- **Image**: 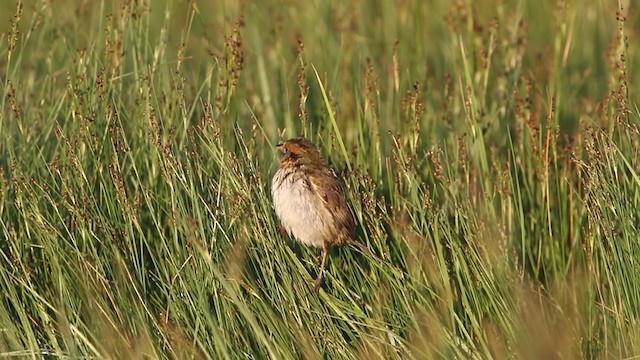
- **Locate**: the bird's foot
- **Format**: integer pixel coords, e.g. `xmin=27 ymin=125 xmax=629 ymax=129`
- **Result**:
xmin=312 ymin=275 xmax=323 ymax=292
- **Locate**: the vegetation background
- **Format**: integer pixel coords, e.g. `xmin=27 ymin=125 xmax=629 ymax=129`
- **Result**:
xmin=1 ymin=0 xmax=639 ymax=358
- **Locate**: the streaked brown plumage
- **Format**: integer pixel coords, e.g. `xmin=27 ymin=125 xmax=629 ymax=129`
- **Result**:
xmin=271 ymin=137 xmax=364 ymax=290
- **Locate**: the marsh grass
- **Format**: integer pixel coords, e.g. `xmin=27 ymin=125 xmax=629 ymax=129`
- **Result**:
xmin=1 ymin=0 xmax=639 ymax=358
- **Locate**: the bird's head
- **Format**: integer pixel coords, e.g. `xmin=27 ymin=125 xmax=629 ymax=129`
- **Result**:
xmin=276 ymin=137 xmax=324 ymax=165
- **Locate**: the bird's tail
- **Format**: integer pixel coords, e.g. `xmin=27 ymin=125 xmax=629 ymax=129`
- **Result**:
xmin=347 ymin=239 xmax=404 ymax=277
xmin=347 ymin=239 xmax=404 ymax=278
xmin=347 ymin=239 xmax=382 ymax=262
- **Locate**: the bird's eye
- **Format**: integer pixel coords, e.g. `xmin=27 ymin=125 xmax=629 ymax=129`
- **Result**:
xmin=276 ymin=143 xmax=289 ymax=155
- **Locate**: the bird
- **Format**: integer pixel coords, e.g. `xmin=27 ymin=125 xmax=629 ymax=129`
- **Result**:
xmin=271 ymin=137 xmax=374 ymax=290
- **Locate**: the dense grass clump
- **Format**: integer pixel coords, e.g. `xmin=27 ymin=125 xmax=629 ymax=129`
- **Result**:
xmin=1 ymin=0 xmax=639 ymax=358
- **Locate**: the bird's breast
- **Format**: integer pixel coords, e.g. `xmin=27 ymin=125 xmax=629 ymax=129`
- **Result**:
xmin=272 ymin=170 xmax=326 ymax=248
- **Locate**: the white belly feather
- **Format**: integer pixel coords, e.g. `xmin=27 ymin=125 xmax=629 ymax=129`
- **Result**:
xmin=272 ymin=174 xmax=325 ymax=248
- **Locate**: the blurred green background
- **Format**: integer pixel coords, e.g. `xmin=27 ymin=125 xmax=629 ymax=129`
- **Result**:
xmin=1 ymin=0 xmax=639 ymax=358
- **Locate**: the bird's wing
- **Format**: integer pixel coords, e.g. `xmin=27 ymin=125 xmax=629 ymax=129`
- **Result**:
xmin=310 ymin=168 xmax=356 ymax=240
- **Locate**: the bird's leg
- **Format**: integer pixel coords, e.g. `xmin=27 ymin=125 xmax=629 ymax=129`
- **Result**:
xmin=314 ymin=243 xmax=329 ymax=291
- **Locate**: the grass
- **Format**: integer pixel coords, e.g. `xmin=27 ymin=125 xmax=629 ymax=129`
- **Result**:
xmin=0 ymin=0 xmax=639 ymax=358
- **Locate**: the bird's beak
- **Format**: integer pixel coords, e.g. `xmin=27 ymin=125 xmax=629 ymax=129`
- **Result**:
xmin=276 ymin=143 xmax=284 ymax=152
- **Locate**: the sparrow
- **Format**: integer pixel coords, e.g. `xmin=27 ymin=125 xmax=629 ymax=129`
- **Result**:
xmin=271 ymin=137 xmax=371 ymax=290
